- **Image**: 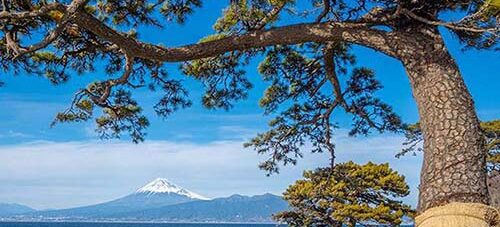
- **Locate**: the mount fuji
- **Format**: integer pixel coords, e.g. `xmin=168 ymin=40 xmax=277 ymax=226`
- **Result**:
xmin=34 ymin=178 xmax=208 ymax=218
xmin=136 ymin=178 xmax=208 ymax=200
xmin=15 ymin=178 xmax=288 ymax=223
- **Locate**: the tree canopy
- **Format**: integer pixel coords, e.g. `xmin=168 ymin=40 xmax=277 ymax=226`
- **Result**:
xmin=1 ymin=0 xmax=498 ymax=215
xmin=275 ymin=161 xmax=413 ymax=226
xmin=0 ymin=0 xmax=496 ymax=148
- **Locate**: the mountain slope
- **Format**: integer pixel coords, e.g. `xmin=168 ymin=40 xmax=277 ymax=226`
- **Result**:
xmin=114 ymin=193 xmax=289 ymax=223
xmin=13 ymin=179 xmax=288 ymax=223
xmin=0 ymin=203 xmax=36 ymax=216
xmin=35 ymin=178 xmax=205 ymax=218
xmin=137 ymin=178 xmax=208 ymax=200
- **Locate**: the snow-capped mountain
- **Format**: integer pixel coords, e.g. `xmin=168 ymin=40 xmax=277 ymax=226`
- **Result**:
xmin=136 ymin=178 xmax=208 ymax=200
xmin=33 ymin=178 xmax=207 ymax=218
xmin=15 ymin=179 xmax=288 ymax=223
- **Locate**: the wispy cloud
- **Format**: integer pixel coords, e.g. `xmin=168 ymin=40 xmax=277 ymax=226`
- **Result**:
xmin=217 ymin=125 xmax=261 ymax=140
xmin=0 ymin=132 xmax=422 ymax=210
xmin=203 ymin=113 xmax=265 ymax=122
xmin=0 ymin=130 xmax=32 ymax=138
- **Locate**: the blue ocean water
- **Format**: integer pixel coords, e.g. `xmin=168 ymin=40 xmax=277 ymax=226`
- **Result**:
xmin=0 ymin=222 xmax=416 ymax=227
xmin=0 ymin=223 xmax=283 ymax=227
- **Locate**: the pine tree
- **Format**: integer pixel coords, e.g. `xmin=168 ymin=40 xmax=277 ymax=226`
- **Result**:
xmin=1 ymin=0 xmax=498 ymax=218
xmin=275 ymin=161 xmax=413 ymax=226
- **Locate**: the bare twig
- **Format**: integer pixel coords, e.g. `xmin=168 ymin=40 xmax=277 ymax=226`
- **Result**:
xmin=0 ymin=3 xmax=64 ymax=20
xmin=316 ymin=0 xmax=331 ymax=23
xmin=12 ymin=0 xmax=90 ymax=58
xmin=90 ymin=53 xmax=135 ymax=106
xmin=254 ymin=2 xmax=287 ymax=30
xmin=401 ymin=8 xmax=498 ymax=34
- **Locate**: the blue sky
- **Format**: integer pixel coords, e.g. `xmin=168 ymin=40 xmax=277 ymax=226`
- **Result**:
xmin=0 ymin=2 xmax=498 ymax=210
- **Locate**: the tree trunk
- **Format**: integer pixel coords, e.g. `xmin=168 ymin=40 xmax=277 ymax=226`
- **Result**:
xmin=489 ymin=173 xmax=500 ymax=208
xmin=401 ymin=31 xmax=489 ymax=213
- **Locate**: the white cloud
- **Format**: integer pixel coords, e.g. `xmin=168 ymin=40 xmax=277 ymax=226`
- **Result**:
xmin=0 ymin=130 xmax=31 ymax=138
xmin=217 ymin=125 xmax=260 ymax=140
xmin=0 ymin=132 xmax=422 ymax=210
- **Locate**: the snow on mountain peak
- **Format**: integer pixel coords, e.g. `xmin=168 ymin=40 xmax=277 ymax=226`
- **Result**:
xmin=136 ymin=178 xmax=209 ymax=200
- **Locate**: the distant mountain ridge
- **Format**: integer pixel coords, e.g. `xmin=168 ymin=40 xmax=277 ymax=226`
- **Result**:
xmin=112 ymin=193 xmax=288 ymax=222
xmin=2 ymin=178 xmax=288 ymax=223
xmin=32 ymin=178 xmax=203 ymax=218
xmin=0 ymin=203 xmax=35 ymax=216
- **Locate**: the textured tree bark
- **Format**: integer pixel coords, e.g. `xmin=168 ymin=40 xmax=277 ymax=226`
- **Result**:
xmin=489 ymin=173 xmax=500 ymax=208
xmin=401 ymin=30 xmax=489 ymax=213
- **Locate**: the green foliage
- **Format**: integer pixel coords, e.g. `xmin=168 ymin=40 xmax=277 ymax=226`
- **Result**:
xmin=198 ymin=34 xmax=229 ymax=43
xmin=160 ymin=0 xmax=202 ymax=24
xmin=275 ymin=161 xmax=413 ymax=226
xmin=482 ymin=120 xmax=500 ymax=173
xmin=0 ymin=0 xmax=496 ymax=144
xmin=245 ymin=44 xmax=402 ymax=174
xmin=94 ymin=90 xmax=150 ymax=143
xmin=484 ymin=0 xmax=500 ymax=18
xmin=96 ymin=0 xmax=159 ymax=26
xmin=51 ymin=59 xmax=191 ymax=142
xmin=214 ymin=0 xmax=294 ymax=33
xmin=450 ymin=0 xmax=499 ymax=49
xmin=182 ymin=50 xmax=253 ymax=110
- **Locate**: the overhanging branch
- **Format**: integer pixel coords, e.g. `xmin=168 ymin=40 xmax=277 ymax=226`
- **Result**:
xmin=73 ymin=10 xmax=404 ymax=61
xmin=2 ymin=2 xmax=408 ymax=62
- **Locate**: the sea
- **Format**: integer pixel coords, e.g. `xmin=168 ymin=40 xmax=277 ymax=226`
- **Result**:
xmin=0 ymin=222 xmax=416 ymax=227
xmin=0 ymin=223 xmax=285 ymax=227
